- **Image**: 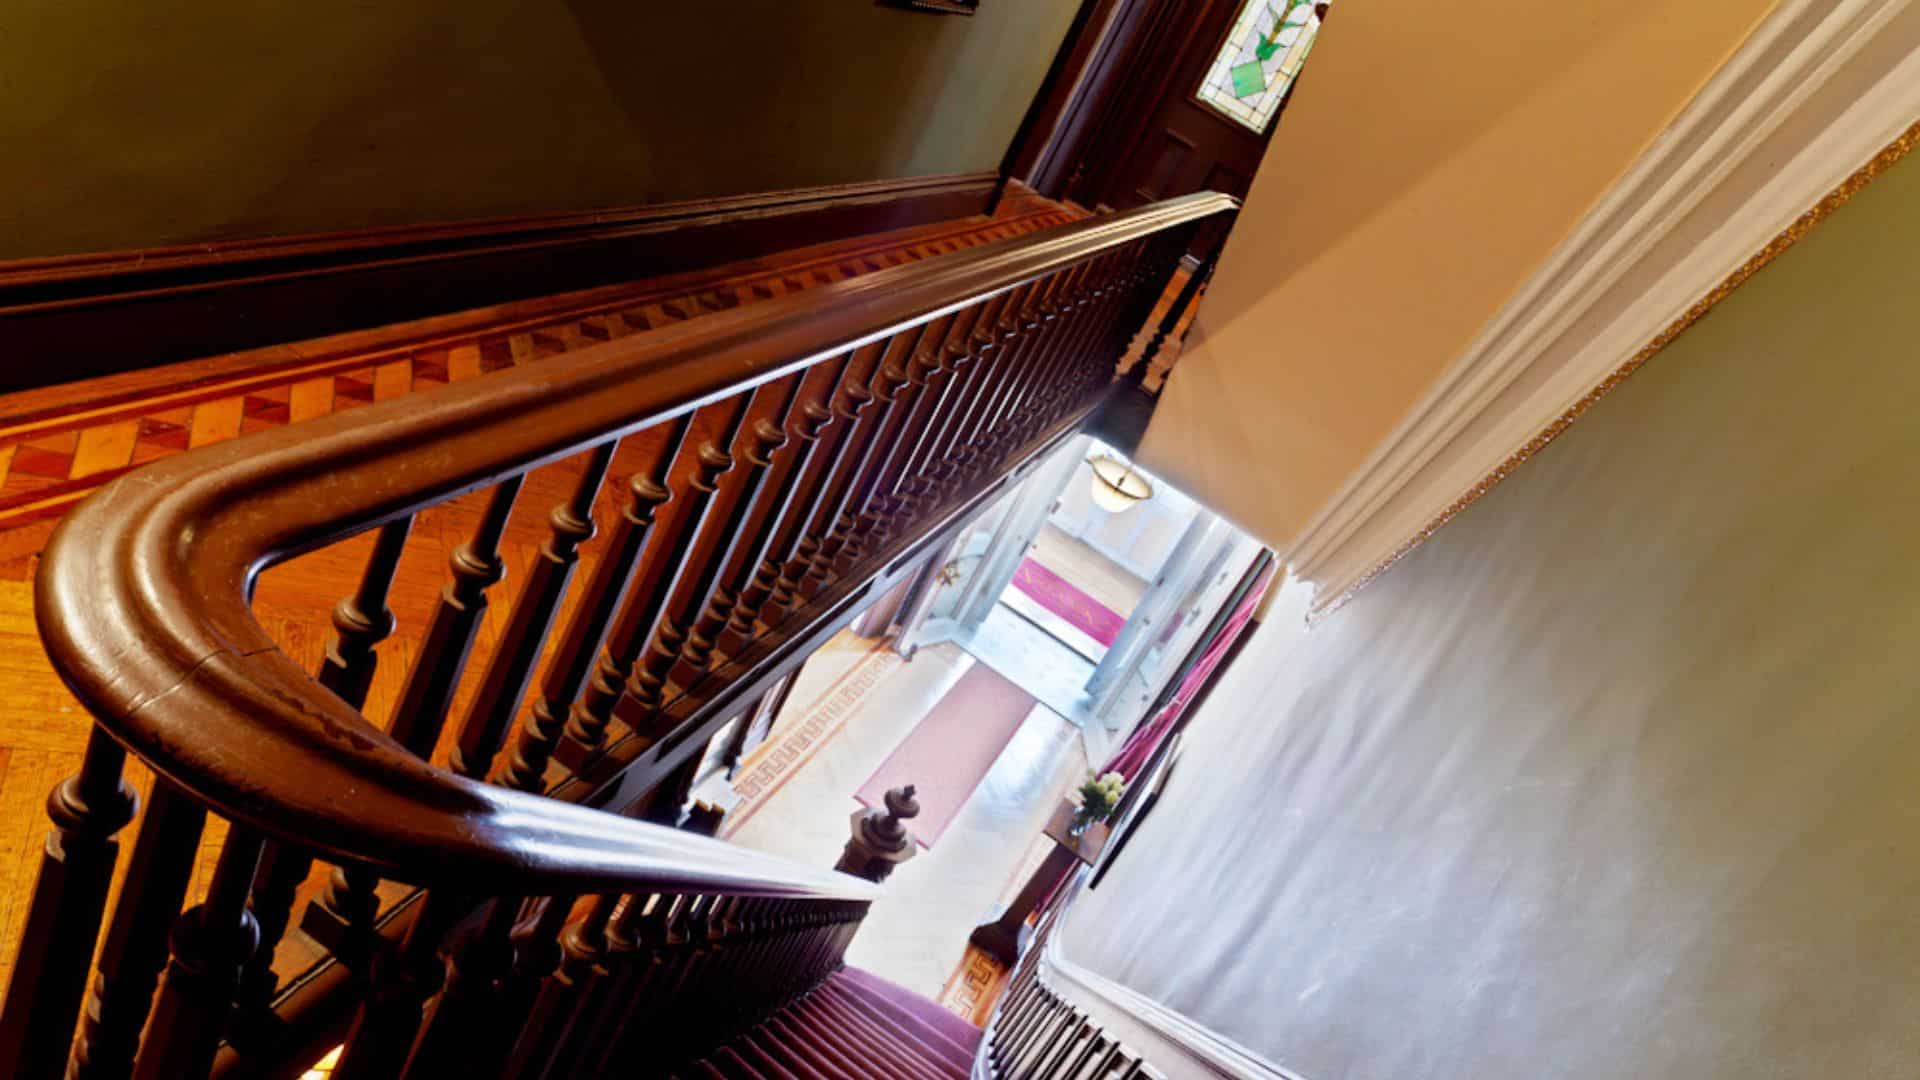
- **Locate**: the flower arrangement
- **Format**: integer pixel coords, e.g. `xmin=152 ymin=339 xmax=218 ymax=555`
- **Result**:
xmin=1068 ymin=771 xmax=1126 ymax=836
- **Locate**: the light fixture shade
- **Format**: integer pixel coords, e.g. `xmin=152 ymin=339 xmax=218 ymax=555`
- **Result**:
xmin=1089 ymin=455 xmax=1153 ymax=513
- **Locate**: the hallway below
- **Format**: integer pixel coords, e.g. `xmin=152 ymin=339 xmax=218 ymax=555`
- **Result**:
xmin=723 ymin=632 xmax=1088 ymax=1005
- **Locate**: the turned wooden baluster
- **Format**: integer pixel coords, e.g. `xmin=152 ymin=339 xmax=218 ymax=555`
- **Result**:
xmin=503 ymin=415 xmax=692 ymax=792
xmin=0 ymin=729 xmax=139 ymax=1079
xmin=500 ymin=892 xmax=620 ymax=1080
xmin=673 ymin=894 xmax=742 ymax=1053
xmin=68 ymin=783 xmax=207 ymax=1079
xmin=931 ymin=263 xmax=1107 ymax=517
xmin=961 ymin=267 xmax=1087 ymax=475
xmin=329 ymin=891 xmax=467 ymax=1080
xmin=1013 ymin=282 xmax=1105 ymax=450
xmin=452 ymin=440 xmax=619 ymax=780
xmin=599 ymin=400 xmax=756 ymax=751
xmin=651 ymin=896 xmax=728 ymax=1066
xmin=235 ymin=517 xmax=412 ymax=1030
xmin=70 ymin=796 xmax=205 ymax=1076
xmin=1050 ymin=257 xmax=1163 ymax=432
xmin=565 ymin=891 xmax=713 ymax=1077
xmin=669 ymin=375 xmax=806 ymax=683
xmin=836 ymin=289 xmax=1053 ymax=573
xmin=989 ymin=255 xmax=1131 ymax=466
xmin=129 ymin=826 xmax=266 ymax=1080
xmin=993 ymin=263 xmax=1108 ymax=451
xmin=909 ymin=290 xmax=1027 ymax=499
xmin=1124 ymin=244 xmax=1212 ymax=389
xmin=388 ymin=476 xmax=525 ymax=757
xmin=559 ymin=891 xmax=658 ymax=1075
xmin=794 ymin=329 xmax=926 ymax=594
xmin=714 ymin=356 xmax=856 ymax=656
xmin=884 ymin=301 xmax=996 ymax=516
xmin=870 ymin=269 xmax=1089 ymax=553
xmin=676 ymin=897 xmax=746 ymax=1056
xmin=604 ymin=894 xmax=707 ymax=1067
xmin=681 ymin=899 xmax=742 ymax=1045
xmin=844 ymin=311 xmax=990 ymax=534
xmin=1085 ymin=243 xmax=1168 ymax=394
xmin=559 ymin=404 xmax=746 ymax=759
xmin=833 ymin=314 xmax=958 ymax=534
xmin=581 ymin=893 xmax=680 ymax=1076
xmin=430 ymin=892 xmax=580 ymax=1078
xmin=837 ymin=307 xmax=991 ymax=556
xmin=392 ymin=896 xmax=520 ymax=1079
xmin=920 ymin=279 xmax=1052 ymax=499
xmin=315 ymin=480 xmax=524 ymax=961
xmin=754 ymin=346 xmax=885 ymax=628
xmin=1109 ymin=239 xmax=1179 ymax=364
xmin=319 ymin=517 xmax=417 ymax=704
xmin=1071 ymin=253 xmax=1142 ymax=376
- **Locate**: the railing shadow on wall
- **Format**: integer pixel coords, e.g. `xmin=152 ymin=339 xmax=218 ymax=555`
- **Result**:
xmin=0 ymin=191 xmax=1237 ymax=1079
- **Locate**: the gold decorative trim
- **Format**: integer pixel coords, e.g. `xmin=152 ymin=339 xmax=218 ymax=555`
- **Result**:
xmin=1314 ymin=115 xmax=1920 ymax=620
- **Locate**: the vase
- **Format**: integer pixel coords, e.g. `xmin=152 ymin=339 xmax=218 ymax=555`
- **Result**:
xmin=1067 ymin=808 xmax=1098 ymax=838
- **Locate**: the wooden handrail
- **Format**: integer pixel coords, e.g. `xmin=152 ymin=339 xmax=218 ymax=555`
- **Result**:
xmin=8 ymin=191 xmax=1235 ymax=1078
xmin=36 ymin=192 xmax=1230 ymax=895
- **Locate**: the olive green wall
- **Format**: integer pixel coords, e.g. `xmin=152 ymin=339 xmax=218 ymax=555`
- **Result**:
xmin=0 ymin=1 xmax=1079 ymax=259
xmin=1065 ymin=146 xmax=1920 ymax=1075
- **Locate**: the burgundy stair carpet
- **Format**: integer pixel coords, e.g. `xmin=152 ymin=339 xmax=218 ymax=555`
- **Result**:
xmin=855 ymin=660 xmax=1036 ymax=849
xmin=1010 ymin=557 xmax=1127 ymax=646
xmin=679 ymin=967 xmax=980 ymax=1079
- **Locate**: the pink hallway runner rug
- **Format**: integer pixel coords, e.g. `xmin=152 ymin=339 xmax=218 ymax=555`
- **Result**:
xmin=1009 ymin=557 xmax=1127 ymax=646
xmin=855 ymin=661 xmax=1037 ymax=850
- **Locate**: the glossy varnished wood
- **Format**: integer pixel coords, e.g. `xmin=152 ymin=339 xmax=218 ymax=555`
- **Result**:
xmin=0 ymin=173 xmax=1003 ymax=395
xmin=0 ymin=204 xmax=1062 ymax=1025
xmin=0 ymin=191 xmax=1232 ymax=1078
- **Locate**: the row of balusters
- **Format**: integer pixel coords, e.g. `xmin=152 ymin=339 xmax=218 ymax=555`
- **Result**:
xmin=986 ymin=961 xmax=1164 ymax=1080
xmin=340 ymin=893 xmax=872 ymax=1080
xmin=0 ymin=227 xmax=1192 ymax=1080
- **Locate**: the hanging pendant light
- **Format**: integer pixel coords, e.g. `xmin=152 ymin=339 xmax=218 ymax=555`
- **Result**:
xmin=1089 ymin=455 xmax=1154 ymax=513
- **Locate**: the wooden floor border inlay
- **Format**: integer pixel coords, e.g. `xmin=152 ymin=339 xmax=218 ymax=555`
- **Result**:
xmin=721 ymin=641 xmax=904 ymax=840
xmin=0 ymin=206 xmax=1078 ymax=532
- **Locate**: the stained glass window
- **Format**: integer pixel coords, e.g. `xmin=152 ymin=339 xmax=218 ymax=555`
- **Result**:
xmin=1194 ymin=0 xmax=1325 ymax=135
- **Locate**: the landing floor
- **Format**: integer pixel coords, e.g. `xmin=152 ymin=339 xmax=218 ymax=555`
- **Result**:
xmin=724 ymin=633 xmax=1087 ymax=1003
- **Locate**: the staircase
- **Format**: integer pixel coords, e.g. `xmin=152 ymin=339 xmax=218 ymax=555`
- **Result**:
xmin=0 ymin=192 xmax=1234 ymax=1079
xmin=684 ymin=968 xmax=979 ymax=1079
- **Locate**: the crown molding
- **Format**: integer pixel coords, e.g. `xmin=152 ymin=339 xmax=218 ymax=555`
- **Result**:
xmin=1284 ymin=0 xmax=1920 ymax=614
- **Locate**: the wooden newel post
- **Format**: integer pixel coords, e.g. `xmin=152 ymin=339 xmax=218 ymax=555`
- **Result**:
xmin=836 ymin=785 xmax=920 ymax=883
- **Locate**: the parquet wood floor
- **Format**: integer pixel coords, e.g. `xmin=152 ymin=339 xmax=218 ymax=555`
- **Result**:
xmin=0 ymin=195 xmax=1083 ymax=1002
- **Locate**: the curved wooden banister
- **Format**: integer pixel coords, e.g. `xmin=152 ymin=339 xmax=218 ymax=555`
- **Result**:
xmin=35 ymin=191 xmax=1234 ymax=895
xmin=8 ymin=191 xmax=1237 ymax=1079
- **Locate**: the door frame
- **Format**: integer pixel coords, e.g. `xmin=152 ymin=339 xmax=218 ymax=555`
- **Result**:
xmin=896 ymin=434 xmax=1092 ymax=655
xmin=1005 ymin=0 xmax=1243 ymax=206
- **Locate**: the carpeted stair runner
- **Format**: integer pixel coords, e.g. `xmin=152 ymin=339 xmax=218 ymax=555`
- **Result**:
xmin=679 ymin=967 xmax=980 ymax=1079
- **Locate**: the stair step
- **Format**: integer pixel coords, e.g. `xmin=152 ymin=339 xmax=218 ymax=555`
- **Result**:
xmin=835 ymin=967 xmax=982 ymax=1057
xmin=681 ymin=969 xmax=974 ymax=1079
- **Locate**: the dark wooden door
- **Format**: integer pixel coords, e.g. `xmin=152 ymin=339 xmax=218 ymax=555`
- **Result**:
xmin=1026 ymin=0 xmax=1324 ymax=258
xmin=1018 ymin=0 xmax=1326 ymax=248
xmin=1097 ymin=0 xmax=1275 ymax=211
